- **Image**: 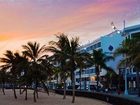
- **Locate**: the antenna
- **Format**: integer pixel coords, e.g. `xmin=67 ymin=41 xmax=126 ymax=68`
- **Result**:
xmin=123 ymin=20 xmax=125 ymax=30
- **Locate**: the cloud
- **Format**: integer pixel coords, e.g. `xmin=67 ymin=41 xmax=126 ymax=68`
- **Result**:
xmin=0 ymin=0 xmax=139 ymax=41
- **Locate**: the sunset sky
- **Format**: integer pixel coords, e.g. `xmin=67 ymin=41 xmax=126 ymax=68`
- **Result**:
xmin=0 ymin=0 xmax=140 ymax=56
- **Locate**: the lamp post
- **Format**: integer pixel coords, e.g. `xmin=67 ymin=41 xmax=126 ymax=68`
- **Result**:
xmin=111 ymin=20 xmax=128 ymax=95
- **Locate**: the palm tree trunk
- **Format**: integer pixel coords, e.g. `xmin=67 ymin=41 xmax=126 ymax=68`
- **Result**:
xmin=79 ymin=69 xmax=82 ymax=91
xmin=72 ymin=70 xmax=75 ymax=103
xmin=36 ymin=90 xmax=39 ymax=99
xmin=96 ymin=74 xmax=99 ymax=91
xmin=109 ymin=76 xmax=112 ymax=89
xmin=25 ymin=85 xmax=27 ymax=100
xmin=41 ymin=81 xmax=49 ymax=95
xmin=57 ymin=75 xmax=59 ymax=87
xmin=19 ymin=85 xmax=22 ymax=95
xmin=136 ymin=69 xmax=140 ymax=96
xmin=2 ymin=82 xmax=5 ymax=95
xmin=84 ymin=78 xmax=86 ymax=90
xmin=33 ymin=89 xmax=36 ymax=102
xmin=96 ymin=65 xmax=100 ymax=91
xmin=63 ymin=75 xmax=66 ymax=99
xmin=13 ymin=84 xmax=17 ymax=99
xmin=33 ymin=81 xmax=37 ymax=102
xmin=36 ymin=81 xmax=39 ymax=99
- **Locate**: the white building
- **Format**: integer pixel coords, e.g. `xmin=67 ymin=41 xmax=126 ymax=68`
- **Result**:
xmin=75 ymin=24 xmax=140 ymax=90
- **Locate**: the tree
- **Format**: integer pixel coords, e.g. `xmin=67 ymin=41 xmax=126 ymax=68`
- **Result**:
xmin=89 ymin=49 xmax=114 ymax=91
xmin=0 ymin=69 xmax=7 ymax=95
xmin=64 ymin=37 xmax=83 ymax=103
xmin=22 ymin=41 xmax=47 ymax=102
xmin=48 ymin=33 xmax=83 ymax=103
xmin=0 ymin=50 xmax=20 ymax=99
xmin=47 ymin=34 xmax=70 ymax=99
xmin=0 ymin=50 xmax=17 ymax=99
xmin=14 ymin=53 xmax=30 ymax=100
xmin=68 ymin=38 xmax=78 ymax=103
xmin=76 ymin=52 xmax=92 ymax=91
xmin=104 ymin=70 xmax=118 ymax=89
xmin=115 ymin=35 xmax=140 ymax=96
xmin=38 ymin=55 xmax=54 ymax=95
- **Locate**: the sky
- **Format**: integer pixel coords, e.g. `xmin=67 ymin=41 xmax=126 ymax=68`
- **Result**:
xmin=0 ymin=0 xmax=140 ymax=56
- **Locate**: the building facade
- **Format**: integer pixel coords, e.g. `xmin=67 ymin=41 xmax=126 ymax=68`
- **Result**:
xmin=75 ymin=24 xmax=140 ymax=91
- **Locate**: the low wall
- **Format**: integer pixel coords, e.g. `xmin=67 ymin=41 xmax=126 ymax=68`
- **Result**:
xmin=55 ymin=89 xmax=140 ymax=105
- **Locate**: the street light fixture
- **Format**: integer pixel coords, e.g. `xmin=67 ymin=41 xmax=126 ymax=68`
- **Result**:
xmin=111 ymin=21 xmax=128 ymax=95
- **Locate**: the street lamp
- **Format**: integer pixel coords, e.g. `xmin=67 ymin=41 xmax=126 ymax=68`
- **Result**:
xmin=111 ymin=21 xmax=128 ymax=95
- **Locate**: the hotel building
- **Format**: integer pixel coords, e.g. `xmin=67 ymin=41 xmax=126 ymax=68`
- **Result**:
xmin=74 ymin=24 xmax=140 ymax=91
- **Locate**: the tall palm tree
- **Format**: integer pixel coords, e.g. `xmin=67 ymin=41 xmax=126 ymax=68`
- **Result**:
xmin=105 ymin=70 xmax=117 ymax=89
xmin=14 ymin=53 xmax=30 ymax=100
xmin=0 ymin=50 xmax=19 ymax=99
xmin=22 ymin=41 xmax=47 ymax=102
xmin=65 ymin=37 xmax=82 ymax=103
xmin=115 ymin=36 xmax=140 ymax=96
xmin=47 ymin=34 xmax=70 ymax=99
xmin=0 ymin=69 xmax=7 ymax=95
xmin=76 ymin=52 xmax=91 ymax=91
xmin=128 ymin=36 xmax=140 ymax=96
xmin=38 ymin=55 xmax=54 ymax=95
xmin=89 ymin=49 xmax=114 ymax=91
xmin=48 ymin=34 xmax=90 ymax=103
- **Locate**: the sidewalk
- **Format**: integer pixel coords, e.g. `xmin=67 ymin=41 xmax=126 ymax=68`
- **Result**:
xmin=108 ymin=93 xmax=140 ymax=103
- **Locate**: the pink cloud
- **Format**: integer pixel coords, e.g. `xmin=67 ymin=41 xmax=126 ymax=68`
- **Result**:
xmin=0 ymin=0 xmax=139 ymax=41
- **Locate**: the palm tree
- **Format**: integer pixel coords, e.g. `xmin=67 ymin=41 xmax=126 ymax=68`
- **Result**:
xmin=14 ymin=53 xmax=30 ymax=100
xmin=76 ymin=58 xmax=86 ymax=91
xmin=105 ymin=70 xmax=117 ymax=89
xmin=38 ymin=55 xmax=54 ymax=95
xmin=76 ymin=52 xmax=92 ymax=91
xmin=0 ymin=69 xmax=7 ymax=95
xmin=129 ymin=36 xmax=140 ymax=96
xmin=65 ymin=37 xmax=83 ymax=103
xmin=53 ymin=67 xmax=61 ymax=88
xmin=48 ymin=34 xmax=91 ymax=103
xmin=0 ymin=50 xmax=19 ymax=99
xmin=89 ymin=49 xmax=114 ymax=91
xmin=115 ymin=36 xmax=140 ymax=96
xmin=47 ymin=34 xmax=70 ymax=99
xmin=22 ymin=41 xmax=47 ymax=102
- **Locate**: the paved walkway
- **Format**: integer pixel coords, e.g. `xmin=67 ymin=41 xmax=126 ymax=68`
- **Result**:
xmin=0 ymin=89 xmax=110 ymax=105
xmin=111 ymin=93 xmax=140 ymax=103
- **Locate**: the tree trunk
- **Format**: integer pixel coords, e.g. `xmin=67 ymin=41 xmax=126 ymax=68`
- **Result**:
xmin=36 ymin=90 xmax=39 ymax=99
xmin=41 ymin=81 xmax=49 ymax=95
xmin=57 ymin=75 xmax=59 ymax=88
xmin=33 ymin=81 xmax=37 ymax=102
xmin=33 ymin=89 xmax=36 ymax=102
xmin=79 ymin=69 xmax=82 ymax=91
xmin=96 ymin=65 xmax=100 ymax=91
xmin=19 ymin=85 xmax=22 ymax=95
xmin=84 ymin=78 xmax=86 ymax=90
xmin=35 ymin=81 xmax=39 ymax=99
xmin=109 ymin=76 xmax=112 ymax=89
xmin=96 ymin=74 xmax=99 ymax=91
xmin=13 ymin=84 xmax=17 ymax=99
xmin=72 ymin=70 xmax=75 ymax=103
xmin=63 ymin=75 xmax=66 ymax=99
xmin=2 ymin=82 xmax=5 ymax=95
xmin=136 ymin=69 xmax=140 ymax=96
xmin=25 ymin=86 xmax=27 ymax=100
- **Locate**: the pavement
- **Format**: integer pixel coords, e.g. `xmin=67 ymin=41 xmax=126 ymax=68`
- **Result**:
xmin=107 ymin=92 xmax=140 ymax=103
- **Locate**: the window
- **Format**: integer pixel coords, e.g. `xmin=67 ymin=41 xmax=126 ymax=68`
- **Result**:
xmin=131 ymin=32 xmax=140 ymax=38
xmin=76 ymin=71 xmax=80 ymax=75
